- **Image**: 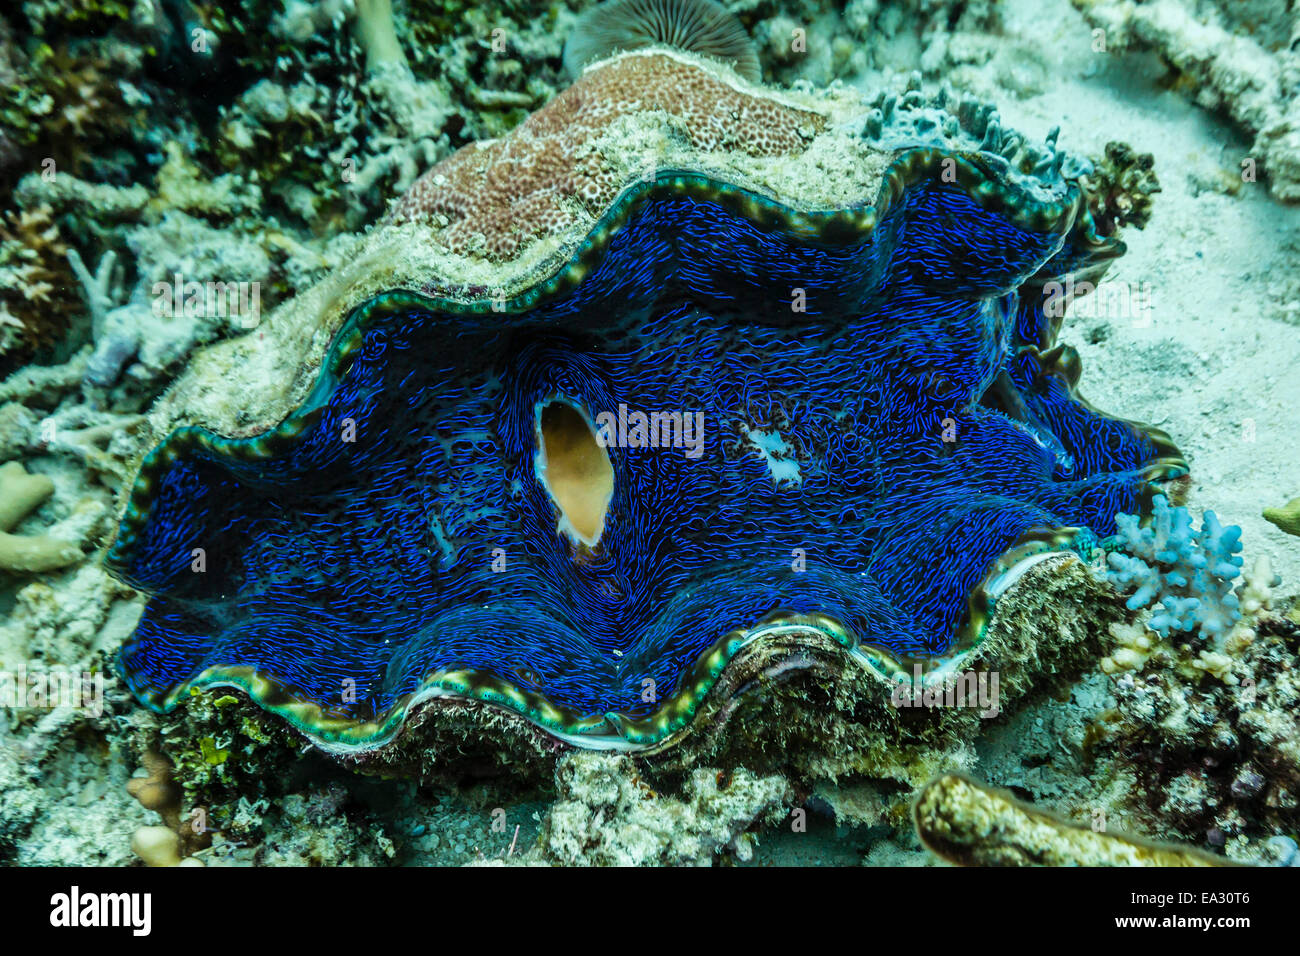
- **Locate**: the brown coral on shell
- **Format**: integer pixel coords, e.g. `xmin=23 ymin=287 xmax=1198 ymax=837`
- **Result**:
xmin=388 ymin=50 xmax=825 ymax=259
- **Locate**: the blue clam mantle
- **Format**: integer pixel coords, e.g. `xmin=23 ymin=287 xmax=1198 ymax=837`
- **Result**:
xmin=108 ymin=152 xmax=1186 ymax=750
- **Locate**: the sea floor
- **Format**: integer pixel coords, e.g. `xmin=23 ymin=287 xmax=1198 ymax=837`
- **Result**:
xmin=1 ymin=0 xmax=1297 ymax=867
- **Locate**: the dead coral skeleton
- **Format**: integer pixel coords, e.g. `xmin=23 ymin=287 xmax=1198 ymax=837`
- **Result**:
xmin=1071 ymin=0 xmax=1300 ymax=201
xmin=913 ymin=772 xmax=1240 ymax=866
xmin=0 ymin=461 xmax=83 ymax=573
xmin=29 ymin=404 xmax=146 ymax=486
xmin=67 ymin=247 xmax=146 ymax=388
xmin=532 ymin=751 xmax=793 ymax=866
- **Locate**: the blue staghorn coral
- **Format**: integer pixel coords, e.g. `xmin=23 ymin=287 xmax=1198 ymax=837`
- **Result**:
xmin=105 ymin=52 xmax=1187 ymax=753
xmin=1105 ymin=495 xmax=1244 ymax=641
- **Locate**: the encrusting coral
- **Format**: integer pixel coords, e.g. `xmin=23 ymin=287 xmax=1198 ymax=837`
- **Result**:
xmin=1094 ymin=594 xmax=1300 ymax=851
xmin=531 ymin=751 xmax=792 ymax=865
xmin=388 ymin=48 xmax=828 ymax=260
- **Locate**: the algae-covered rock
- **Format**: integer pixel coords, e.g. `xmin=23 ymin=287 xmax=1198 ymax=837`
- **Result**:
xmin=536 ymin=751 xmax=792 ymax=865
xmin=913 ymin=772 xmax=1237 ymax=866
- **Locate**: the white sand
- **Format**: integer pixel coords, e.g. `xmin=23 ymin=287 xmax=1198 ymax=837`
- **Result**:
xmin=896 ymin=0 xmax=1300 ymax=595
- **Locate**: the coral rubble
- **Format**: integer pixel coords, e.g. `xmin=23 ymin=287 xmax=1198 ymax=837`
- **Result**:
xmin=1070 ymin=0 xmax=1300 ymax=201
xmin=533 ymin=751 xmax=792 ymax=865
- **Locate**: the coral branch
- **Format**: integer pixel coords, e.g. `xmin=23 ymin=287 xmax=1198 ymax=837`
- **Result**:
xmin=914 ymin=773 xmax=1239 ymax=866
xmin=0 ymin=461 xmax=82 ymax=573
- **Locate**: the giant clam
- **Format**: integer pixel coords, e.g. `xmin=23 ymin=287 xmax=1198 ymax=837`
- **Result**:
xmin=107 ymin=48 xmax=1184 ymax=773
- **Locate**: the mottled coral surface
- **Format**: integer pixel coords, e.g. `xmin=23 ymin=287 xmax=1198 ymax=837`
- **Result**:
xmin=390 ymin=51 xmax=824 ymax=258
